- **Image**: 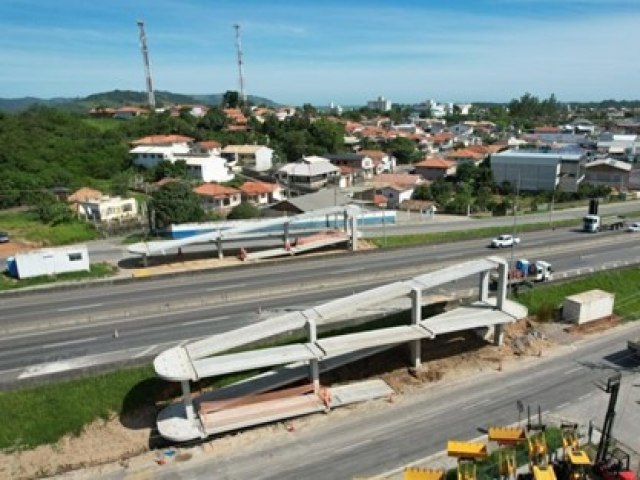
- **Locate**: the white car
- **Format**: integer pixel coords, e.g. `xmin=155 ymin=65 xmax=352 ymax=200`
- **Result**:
xmin=491 ymin=234 xmax=520 ymax=248
xmin=627 ymin=222 xmax=640 ymax=232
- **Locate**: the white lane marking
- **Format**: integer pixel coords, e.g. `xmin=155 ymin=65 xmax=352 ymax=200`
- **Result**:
xmin=564 ymin=366 xmax=584 ymax=375
xmin=332 ymin=267 xmax=365 ymax=274
xmin=57 ymin=303 xmax=104 ymax=312
xmin=578 ymin=393 xmax=592 ymax=401
xmin=134 ymin=345 xmax=157 ymax=358
xmin=462 ymin=398 xmax=491 ymax=410
xmin=334 ymin=438 xmax=372 ymax=453
xmin=41 ymin=337 xmax=98 ymax=349
xmin=181 ymin=316 xmax=229 ymax=327
xmin=204 ymin=283 xmax=246 ymax=292
xmin=555 ymin=402 xmax=570 ymax=410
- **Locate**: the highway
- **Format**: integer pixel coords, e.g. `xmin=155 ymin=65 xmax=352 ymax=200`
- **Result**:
xmin=100 ymin=321 xmax=640 ymax=480
xmin=0 ymin=225 xmax=639 ymax=386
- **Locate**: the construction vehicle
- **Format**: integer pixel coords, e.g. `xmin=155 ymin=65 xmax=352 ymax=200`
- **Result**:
xmin=583 ymin=199 xmax=625 ymax=233
xmin=403 ymin=467 xmax=445 ymax=480
xmin=554 ymin=423 xmax=591 ymax=480
xmin=448 ymin=440 xmax=488 ymax=480
xmin=593 ymin=374 xmax=637 ymax=480
xmin=520 ymin=406 xmax=557 ymax=480
xmin=489 ymin=426 xmax=527 ymax=480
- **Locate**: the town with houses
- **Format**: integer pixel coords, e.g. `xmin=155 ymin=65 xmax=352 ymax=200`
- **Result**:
xmin=73 ymin=95 xmax=640 ymax=226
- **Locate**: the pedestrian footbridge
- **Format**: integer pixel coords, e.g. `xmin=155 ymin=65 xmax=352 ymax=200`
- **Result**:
xmin=154 ymin=256 xmax=527 ymax=442
xmin=128 ymin=205 xmax=360 ymax=262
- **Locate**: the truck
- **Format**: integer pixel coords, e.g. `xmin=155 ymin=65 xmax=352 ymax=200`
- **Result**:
xmin=582 ymin=214 xmax=625 ymax=233
xmin=490 ymin=258 xmax=553 ymax=291
xmin=583 ymin=198 xmax=626 ymax=233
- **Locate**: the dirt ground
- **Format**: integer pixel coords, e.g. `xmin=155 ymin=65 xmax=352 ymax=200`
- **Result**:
xmin=0 ymin=316 xmax=622 ymax=480
xmin=0 ymin=240 xmax=37 ymax=258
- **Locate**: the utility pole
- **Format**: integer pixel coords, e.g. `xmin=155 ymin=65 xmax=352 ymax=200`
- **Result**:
xmin=233 ymin=24 xmax=247 ymax=105
xmin=137 ymin=20 xmax=156 ymax=110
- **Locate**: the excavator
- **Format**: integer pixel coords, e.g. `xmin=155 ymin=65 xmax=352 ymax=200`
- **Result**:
xmin=447 ymin=440 xmax=489 ymax=480
xmin=488 ymin=426 xmax=527 ymax=480
xmin=593 ymin=374 xmax=637 ymax=480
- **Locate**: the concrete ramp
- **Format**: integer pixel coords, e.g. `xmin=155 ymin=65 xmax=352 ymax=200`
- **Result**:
xmin=243 ymin=231 xmax=350 ymax=261
xmin=154 ymin=256 xmax=525 ymax=442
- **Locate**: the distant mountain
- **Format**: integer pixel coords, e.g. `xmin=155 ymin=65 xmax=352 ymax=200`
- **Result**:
xmin=0 ymin=89 xmax=281 ymax=113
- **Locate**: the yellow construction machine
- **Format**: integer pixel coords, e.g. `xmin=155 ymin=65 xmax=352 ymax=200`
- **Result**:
xmin=555 ymin=423 xmax=591 ymax=480
xmin=488 ymin=426 xmax=527 ymax=480
xmin=403 ymin=467 xmax=446 ymax=480
xmin=447 ymin=440 xmax=489 ymax=480
xmin=524 ymin=407 xmax=557 ymax=480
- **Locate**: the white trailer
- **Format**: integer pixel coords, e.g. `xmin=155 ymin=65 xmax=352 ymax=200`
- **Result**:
xmin=7 ymin=245 xmax=90 ymax=279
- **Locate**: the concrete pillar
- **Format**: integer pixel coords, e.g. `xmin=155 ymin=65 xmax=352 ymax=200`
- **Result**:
xmin=181 ymin=380 xmax=195 ymax=421
xmin=350 ymin=214 xmax=358 ymax=252
xmin=283 ymin=221 xmax=290 ymax=246
xmin=305 ymin=318 xmax=320 ymax=393
xmin=410 ymin=288 xmax=422 ymax=368
xmin=142 ymin=254 xmax=148 ymax=267
xmin=479 ymin=270 xmax=490 ymax=302
xmin=493 ymin=324 xmax=504 ymax=346
xmin=496 ymin=261 xmax=508 ymax=311
xmin=217 ymin=230 xmax=223 ymax=259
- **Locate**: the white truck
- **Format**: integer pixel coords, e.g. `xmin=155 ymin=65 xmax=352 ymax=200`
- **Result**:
xmin=582 ymin=215 xmax=625 ymax=233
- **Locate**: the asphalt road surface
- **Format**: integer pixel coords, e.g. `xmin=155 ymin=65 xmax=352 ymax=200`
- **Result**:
xmin=0 ymin=225 xmax=639 ymax=386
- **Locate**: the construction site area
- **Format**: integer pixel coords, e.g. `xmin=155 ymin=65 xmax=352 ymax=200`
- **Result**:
xmin=1 ymin=254 xmax=638 ymax=480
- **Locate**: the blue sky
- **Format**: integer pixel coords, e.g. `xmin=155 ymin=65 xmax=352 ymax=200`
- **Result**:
xmin=1 ymin=0 xmax=639 ymax=105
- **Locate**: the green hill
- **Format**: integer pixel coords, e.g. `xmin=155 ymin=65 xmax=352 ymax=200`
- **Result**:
xmin=0 ymin=90 xmax=281 ymax=112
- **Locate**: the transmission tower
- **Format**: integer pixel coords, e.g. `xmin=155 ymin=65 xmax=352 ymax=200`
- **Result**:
xmin=137 ymin=20 xmax=156 ymax=110
xmin=233 ymin=24 xmax=247 ymax=105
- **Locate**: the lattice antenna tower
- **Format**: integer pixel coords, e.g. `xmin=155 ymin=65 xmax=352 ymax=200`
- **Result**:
xmin=233 ymin=24 xmax=247 ymax=105
xmin=137 ymin=20 xmax=156 ymax=110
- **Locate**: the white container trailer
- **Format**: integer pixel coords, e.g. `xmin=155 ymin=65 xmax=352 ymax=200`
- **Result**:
xmin=8 ymin=245 xmax=90 ymax=279
xmin=562 ymin=289 xmax=614 ymax=325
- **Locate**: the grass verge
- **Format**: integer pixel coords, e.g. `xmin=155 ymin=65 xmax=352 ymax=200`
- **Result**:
xmin=514 ymin=268 xmax=640 ymax=322
xmin=0 ymin=211 xmax=99 ymax=246
xmin=369 ymin=219 xmax=580 ymax=248
xmin=0 ymin=262 xmax=117 ymax=291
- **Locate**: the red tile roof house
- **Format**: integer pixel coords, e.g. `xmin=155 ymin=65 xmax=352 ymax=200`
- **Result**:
xmin=373 ymin=174 xmax=427 ymax=209
xmin=194 ymin=183 xmax=241 ymax=214
xmin=413 ymin=157 xmax=457 ymax=180
xmin=446 ymin=148 xmax=487 ymax=166
xmin=239 ymin=181 xmax=281 ymax=205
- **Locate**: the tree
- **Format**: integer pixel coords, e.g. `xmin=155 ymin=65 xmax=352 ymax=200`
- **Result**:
xmin=429 ymin=179 xmax=453 ymax=206
xmin=148 ymin=182 xmax=206 ymax=230
xmin=34 ymin=194 xmax=75 ymax=225
xmin=385 ymin=137 xmax=419 ymax=164
xmin=197 ymin=107 xmax=229 ymax=132
xmin=227 ymin=201 xmax=262 ymax=219
xmin=222 ymin=90 xmax=240 ymax=109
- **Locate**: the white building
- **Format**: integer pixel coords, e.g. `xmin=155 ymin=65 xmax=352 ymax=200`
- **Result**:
xmin=130 ymin=135 xmax=234 ymax=183
xmin=367 ymin=96 xmax=392 ymax=112
xmin=277 ymin=156 xmax=340 ymax=192
xmin=6 ymin=245 xmax=90 ymax=279
xmin=221 ymin=145 xmax=274 ymax=172
xmin=78 ymin=196 xmax=138 ymax=223
xmin=491 ymin=149 xmax=586 ymax=192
